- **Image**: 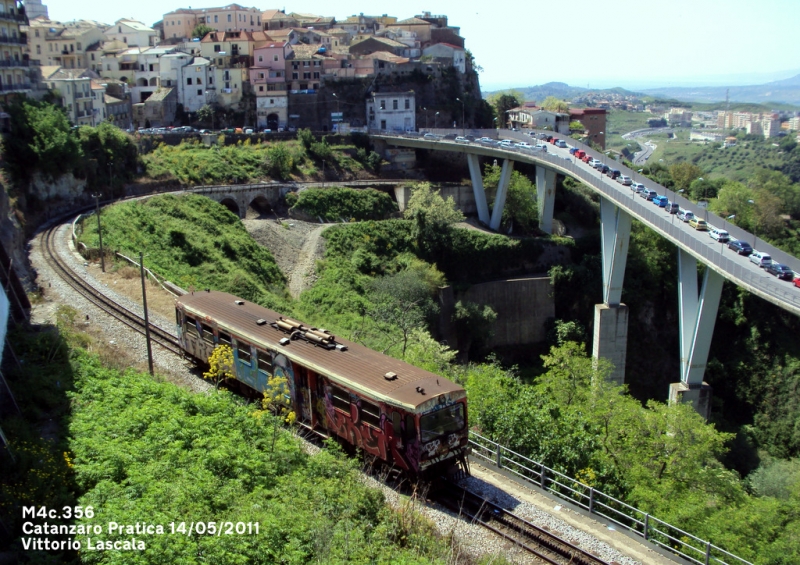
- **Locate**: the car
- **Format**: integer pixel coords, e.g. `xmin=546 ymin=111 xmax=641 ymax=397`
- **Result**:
xmin=499 ymin=139 xmax=513 ymax=147
xmin=574 ymin=149 xmax=586 ymax=159
xmin=677 ymin=209 xmax=695 ymax=222
xmin=749 ymin=251 xmax=772 ymax=268
xmin=795 ymin=276 xmax=800 ymax=289
xmin=423 ymin=133 xmax=439 ymax=140
xmin=653 ymin=195 xmax=668 ymax=207
xmin=244 ymin=128 xmax=254 ymax=134
xmin=569 ymin=147 xmax=578 ymax=155
xmin=617 ymin=175 xmax=632 ymax=186
xmin=582 ymin=154 xmax=592 ymax=163
xmin=709 ymin=228 xmax=730 ymax=243
xmin=514 ymin=141 xmax=533 ymax=149
xmin=727 ymin=239 xmax=753 ymax=255
xmin=766 ymin=263 xmax=794 ymax=280
xmin=599 ymin=164 xmax=609 ymax=174
xmin=454 ymin=136 xmax=469 ymax=143
xmin=588 ymin=158 xmax=602 ymax=168
xmin=631 ymin=182 xmax=645 ymax=193
xmin=689 ymin=218 xmax=708 ymax=231
xmin=533 ymin=144 xmax=548 ymax=152
xmin=442 ymin=134 xmax=457 ymax=140
xmin=478 ymin=137 xmax=494 ymax=143
xmin=607 ymin=169 xmax=621 ymax=180
xmin=665 ymin=201 xmax=680 ymax=214
xmin=555 ymin=139 xmax=568 ymax=148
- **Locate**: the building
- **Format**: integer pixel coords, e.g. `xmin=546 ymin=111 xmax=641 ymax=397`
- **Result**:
xmin=103 ymin=19 xmax=159 ymax=48
xmin=41 ymin=66 xmax=98 ymax=126
xmin=421 ymin=43 xmax=464 ymax=73
xmin=285 ymin=43 xmax=324 ymax=91
xmin=569 ymin=108 xmax=607 ymax=148
xmin=788 ymin=116 xmax=800 ymax=131
xmin=664 ymin=108 xmax=692 ymax=127
xmin=23 ymin=0 xmax=47 ymax=20
xmin=163 ymin=5 xmax=263 ymax=40
xmin=762 ymin=113 xmax=780 ymax=138
xmin=132 ymin=86 xmax=176 ymax=128
xmin=0 ymin=0 xmax=31 ymax=101
xmin=507 ymin=105 xmax=569 ymax=133
xmin=367 ymin=91 xmax=414 ymax=132
xmin=27 ymin=17 xmax=106 ymax=69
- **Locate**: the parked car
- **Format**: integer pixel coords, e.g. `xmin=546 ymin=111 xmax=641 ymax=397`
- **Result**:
xmin=677 ymin=209 xmax=695 ymax=222
xmin=455 ymin=136 xmax=469 ymax=143
xmin=581 ymin=154 xmax=592 ymax=163
xmin=709 ymin=228 xmax=730 ymax=243
xmin=727 ymin=239 xmax=753 ymax=255
xmin=589 ymin=158 xmax=602 ymax=168
xmin=423 ymin=133 xmax=440 ymax=140
xmin=599 ymin=164 xmax=609 ymax=174
xmin=665 ymin=201 xmax=680 ymax=214
xmin=749 ymin=251 xmax=772 ymax=268
xmin=499 ymin=139 xmax=512 ymax=147
xmin=794 ymin=276 xmax=800 ymax=289
xmin=574 ymin=149 xmax=586 ymax=159
xmin=533 ymin=144 xmax=548 ymax=152
xmin=514 ymin=141 xmax=532 ymax=148
xmin=631 ymin=182 xmax=645 ymax=193
xmin=569 ymin=147 xmax=578 ymax=155
xmin=641 ymin=188 xmax=658 ymax=201
xmin=244 ymin=128 xmax=254 ymax=134
xmin=617 ymin=175 xmax=632 ymax=186
xmin=652 ymin=195 xmax=668 ymax=207
xmin=689 ymin=217 xmax=708 ymax=230
xmin=766 ymin=263 xmax=794 ymax=280
xmin=607 ymin=169 xmax=621 ymax=180
xmin=478 ymin=137 xmax=494 ymax=143
xmin=555 ymin=139 xmax=568 ymax=148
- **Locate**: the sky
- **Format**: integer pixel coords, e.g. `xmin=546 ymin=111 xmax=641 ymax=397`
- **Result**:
xmin=46 ymin=0 xmax=800 ymax=92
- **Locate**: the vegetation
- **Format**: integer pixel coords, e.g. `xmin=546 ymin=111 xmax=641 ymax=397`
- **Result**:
xmin=191 ymin=24 xmax=214 ymax=39
xmin=540 ymin=96 xmax=569 ymax=113
xmin=290 ymin=187 xmax=398 ymax=222
xmin=481 ymin=163 xmax=539 ymax=234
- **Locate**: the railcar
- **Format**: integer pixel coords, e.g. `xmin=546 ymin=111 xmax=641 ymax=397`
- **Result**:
xmin=175 ymin=290 xmax=470 ymax=476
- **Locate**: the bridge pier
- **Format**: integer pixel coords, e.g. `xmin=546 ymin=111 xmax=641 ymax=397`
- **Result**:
xmin=536 ymin=167 xmax=556 ymax=234
xmin=668 ymin=249 xmax=722 ymax=419
xmin=592 ymin=197 xmax=632 ymax=385
xmin=489 ymin=159 xmax=514 ymax=231
xmin=466 ymin=153 xmax=491 ymax=225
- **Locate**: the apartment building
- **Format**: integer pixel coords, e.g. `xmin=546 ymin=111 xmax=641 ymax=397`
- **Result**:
xmin=27 ymin=18 xmax=106 ymax=69
xmin=664 ymin=108 xmax=692 ymax=127
xmin=199 ymin=30 xmax=267 ymax=69
xmin=366 ymin=91 xmax=415 ymax=131
xmin=285 ymin=44 xmax=324 ymax=91
xmin=569 ymin=108 xmax=607 ymax=148
xmin=788 ymin=116 xmax=800 ymax=131
xmin=103 ymin=19 xmax=158 ymax=48
xmin=163 ymin=5 xmax=262 ymax=41
xmin=0 ymin=0 xmax=31 ymax=98
xmin=180 ymin=56 xmax=215 ymax=113
xmin=42 ymin=67 xmax=99 ymax=126
xmin=250 ymin=41 xmax=290 ymax=93
xmin=24 ymin=0 xmax=47 ymax=20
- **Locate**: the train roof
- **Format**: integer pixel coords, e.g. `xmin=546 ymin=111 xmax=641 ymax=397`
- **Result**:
xmin=177 ymin=290 xmax=465 ymax=410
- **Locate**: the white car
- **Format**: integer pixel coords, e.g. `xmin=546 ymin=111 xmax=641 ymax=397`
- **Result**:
xmin=533 ymin=144 xmax=548 ymax=152
xmin=478 ymin=137 xmax=494 ymax=143
xmin=498 ymin=139 xmax=512 ymax=147
xmin=514 ymin=142 xmax=533 ymax=149
xmin=709 ymin=229 xmax=730 ymax=243
xmin=555 ymin=139 xmax=568 ymax=148
xmin=617 ymin=175 xmax=632 ymax=186
xmin=454 ymin=136 xmax=469 ymax=143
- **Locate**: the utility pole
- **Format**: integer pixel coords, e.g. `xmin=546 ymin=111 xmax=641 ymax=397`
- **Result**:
xmin=93 ymin=193 xmax=105 ymax=272
xmin=139 ymin=252 xmax=154 ymax=375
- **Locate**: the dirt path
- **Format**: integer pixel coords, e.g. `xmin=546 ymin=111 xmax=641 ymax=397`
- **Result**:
xmin=288 ymin=224 xmax=326 ymax=298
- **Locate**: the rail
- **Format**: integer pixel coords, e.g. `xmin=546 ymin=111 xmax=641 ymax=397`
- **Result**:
xmin=469 ymin=432 xmax=752 ymax=565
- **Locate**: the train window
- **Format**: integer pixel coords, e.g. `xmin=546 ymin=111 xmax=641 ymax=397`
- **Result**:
xmin=420 ymin=404 xmax=465 ymax=443
xmin=185 ymin=316 xmax=199 ymax=337
xmin=218 ymin=332 xmax=231 ymax=346
xmin=331 ymin=385 xmax=350 ymax=412
xmin=175 ymin=310 xmax=181 ymax=326
xmin=360 ymin=400 xmax=381 ymax=428
xmin=201 ymin=323 xmax=214 ymax=344
xmin=237 ymin=344 xmax=251 ymax=364
xmin=405 ymin=414 xmax=417 ymax=441
xmin=392 ymin=412 xmax=401 ymax=436
xmin=256 ymin=350 xmax=272 ymax=374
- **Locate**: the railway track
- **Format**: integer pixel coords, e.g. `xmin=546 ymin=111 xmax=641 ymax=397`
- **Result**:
xmin=435 ymin=481 xmax=612 ymax=565
xmin=42 ymin=219 xmax=184 ymax=357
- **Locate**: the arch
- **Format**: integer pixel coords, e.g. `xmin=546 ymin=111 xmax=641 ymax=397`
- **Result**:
xmin=149 ymin=77 xmax=158 ymax=86
xmin=136 ymin=77 xmax=148 ymax=87
xmin=266 ymin=113 xmax=279 ymax=130
xmin=247 ymin=194 xmax=274 ymax=219
xmin=219 ymin=197 xmax=241 ymax=217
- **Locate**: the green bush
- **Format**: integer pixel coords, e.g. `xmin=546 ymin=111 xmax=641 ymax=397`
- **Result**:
xmin=291 ymin=187 xmax=398 ymax=222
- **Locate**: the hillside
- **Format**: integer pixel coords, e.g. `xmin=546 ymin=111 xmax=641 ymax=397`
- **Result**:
xmin=641 ymin=73 xmax=800 ymax=105
xmin=482 ymin=82 xmax=643 ymax=102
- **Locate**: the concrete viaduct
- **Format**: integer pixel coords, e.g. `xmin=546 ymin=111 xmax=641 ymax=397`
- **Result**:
xmin=373 ymin=130 xmax=800 ymax=417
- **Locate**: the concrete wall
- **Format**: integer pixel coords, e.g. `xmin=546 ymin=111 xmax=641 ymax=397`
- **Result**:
xmin=394 ymin=183 xmax=476 ymax=215
xmin=440 ymin=276 xmax=555 ymax=349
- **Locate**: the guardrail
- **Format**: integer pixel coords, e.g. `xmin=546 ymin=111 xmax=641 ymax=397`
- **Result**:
xmin=469 ymin=432 xmax=752 ymax=565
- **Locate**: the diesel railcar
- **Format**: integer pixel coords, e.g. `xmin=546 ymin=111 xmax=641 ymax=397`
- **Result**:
xmin=175 ymin=290 xmax=470 ymax=475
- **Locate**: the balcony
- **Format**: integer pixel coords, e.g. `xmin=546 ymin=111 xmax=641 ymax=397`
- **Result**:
xmin=0 ymin=12 xmax=27 ymax=23
xmin=74 ymin=91 xmax=85 ymax=99
xmin=0 ymin=35 xmax=25 ymax=46
xmin=0 ymin=82 xmax=31 ymax=92
xmin=0 ymin=58 xmax=29 ymax=68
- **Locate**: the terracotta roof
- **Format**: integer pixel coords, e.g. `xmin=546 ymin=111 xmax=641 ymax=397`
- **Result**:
xmin=289 ymin=44 xmax=323 ymax=59
xmin=103 ymin=93 xmax=123 ymax=104
xmin=391 ymin=17 xmax=432 ymax=26
xmin=351 ymin=36 xmax=405 ymax=49
xmin=362 ymin=52 xmax=408 ymax=64
xmin=178 ymin=290 xmax=465 ymax=410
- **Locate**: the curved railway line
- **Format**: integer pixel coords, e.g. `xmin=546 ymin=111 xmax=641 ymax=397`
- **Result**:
xmin=434 ymin=481 xmax=613 ymax=565
xmin=41 ymin=203 xmax=629 ymax=565
xmin=41 ymin=216 xmax=183 ymax=357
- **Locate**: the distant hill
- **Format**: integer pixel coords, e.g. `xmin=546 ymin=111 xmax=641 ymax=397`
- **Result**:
xmin=641 ymin=74 xmax=800 ymax=105
xmin=483 ymin=82 xmax=643 ymax=102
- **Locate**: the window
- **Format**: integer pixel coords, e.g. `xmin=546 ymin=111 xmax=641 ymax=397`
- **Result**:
xmin=258 ymin=72 xmax=264 ymax=79
xmin=258 ymin=55 xmax=262 ymax=62
xmin=313 ymin=72 xmax=319 ymax=79
xmin=392 ymin=412 xmax=401 ymax=436
xmin=237 ymin=343 xmax=251 ymax=364
xmin=379 ymin=100 xmax=385 ymax=110
xmin=303 ymin=61 xmax=309 ymax=67
xmin=201 ymin=323 xmax=214 ymax=344
xmin=118 ymin=26 xmax=122 ymax=33
xmin=258 ymin=85 xmax=263 ymax=92
xmin=214 ymin=44 xmax=221 ymax=52
xmin=380 ymin=119 xmax=386 ymax=129
xmin=269 ymin=98 xmax=274 ymax=104
xmin=77 ymin=42 xmax=82 ymax=51
xmin=360 ymin=400 xmax=381 ymax=428
xmin=303 ymin=72 xmax=310 ymax=79
xmin=36 ymin=45 xmax=40 ymax=55
xmin=225 ymin=81 xmax=230 ymax=89
xmin=393 ymin=99 xmax=398 ymax=110
xmin=331 ymin=385 xmax=350 ymax=412
xmin=149 ymin=64 xmax=154 ymax=72
xmin=218 ymin=332 xmax=231 ymax=347
xmin=214 ymin=15 xmax=218 ymax=23
xmin=292 ymin=72 xmax=298 ymax=80
xmin=405 ymin=414 xmax=417 ymax=441
xmin=273 ymin=55 xmax=278 ymax=62
xmin=123 ymin=37 xmax=127 ymax=44
xmin=227 ymin=14 xmax=231 ymax=22
xmin=186 ymin=77 xmax=193 ymax=85
xmin=90 ymin=53 xmax=94 ymax=60
xmin=405 ymin=99 xmax=410 ymax=110
xmin=197 ymin=77 xmax=202 ymax=84
xmin=35 ymin=30 xmax=39 ymax=37
xmin=184 ymin=316 xmax=199 ymax=337
xmin=257 ymin=350 xmax=271 ymax=374
xmin=208 ymin=77 xmax=213 ymax=84
xmin=197 ymin=89 xmax=202 ymax=95
xmin=420 ymin=403 xmax=465 ymax=442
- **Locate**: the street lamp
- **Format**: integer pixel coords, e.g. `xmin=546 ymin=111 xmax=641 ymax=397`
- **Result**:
xmin=435 ymin=111 xmax=439 ymax=129
xmin=92 ymin=193 xmax=105 ymax=273
xmin=423 ymin=107 xmax=428 ymax=130
xmin=331 ymin=93 xmax=339 ymax=131
xmin=456 ymin=97 xmax=465 ymax=136
xmin=747 ymin=199 xmax=757 ymax=247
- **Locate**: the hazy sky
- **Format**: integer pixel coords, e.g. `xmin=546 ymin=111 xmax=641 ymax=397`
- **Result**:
xmin=46 ymin=0 xmax=800 ymax=92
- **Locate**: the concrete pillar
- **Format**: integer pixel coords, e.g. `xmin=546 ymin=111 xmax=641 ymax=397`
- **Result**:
xmin=671 ymin=249 xmax=724 ymax=419
xmin=536 ymin=167 xmax=556 ymax=234
xmin=489 ymin=159 xmax=514 ymax=231
xmin=467 ymin=153 xmax=490 ymax=225
xmin=592 ymin=304 xmax=628 ymax=386
xmin=599 ymin=197 xmax=632 ymax=306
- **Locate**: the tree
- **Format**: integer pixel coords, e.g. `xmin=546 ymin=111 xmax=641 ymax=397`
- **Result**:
xmin=669 ymin=162 xmax=704 ymax=191
xmin=482 ymin=163 xmax=539 ymax=233
xmin=569 ymin=120 xmax=585 ymax=133
xmin=541 ymin=96 xmax=569 ymax=113
xmin=486 ymin=91 xmax=522 ymax=126
xmin=262 ymin=374 xmax=296 ymax=453
xmin=192 ymin=24 xmax=214 ymax=39
xmin=203 ymin=344 xmax=235 ymax=390
xmin=403 ymin=182 xmax=464 ymax=252
xmin=451 ymin=300 xmax=497 ymax=360
xmin=197 ymin=104 xmax=216 ymax=129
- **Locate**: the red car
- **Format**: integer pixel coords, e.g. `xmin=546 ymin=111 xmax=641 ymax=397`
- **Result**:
xmin=575 ymin=150 xmax=586 ymax=160
xmin=582 ymin=154 xmax=592 ymax=163
xmin=794 ymin=276 xmax=800 ymax=289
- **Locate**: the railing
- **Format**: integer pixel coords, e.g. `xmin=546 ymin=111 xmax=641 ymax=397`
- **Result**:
xmin=0 ymin=35 xmax=25 ymax=45
xmin=0 ymin=12 xmax=27 ymax=23
xmin=0 ymin=58 xmax=28 ymax=68
xmin=0 ymin=82 xmax=31 ymax=91
xmin=469 ymin=432 xmax=753 ymax=565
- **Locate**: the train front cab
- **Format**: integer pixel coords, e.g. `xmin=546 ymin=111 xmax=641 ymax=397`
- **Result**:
xmin=416 ymin=394 xmax=470 ymax=476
